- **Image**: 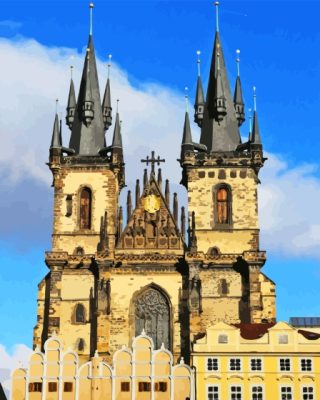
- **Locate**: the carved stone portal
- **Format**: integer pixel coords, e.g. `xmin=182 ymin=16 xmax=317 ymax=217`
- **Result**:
xmin=134 ymin=288 xmax=170 ymax=350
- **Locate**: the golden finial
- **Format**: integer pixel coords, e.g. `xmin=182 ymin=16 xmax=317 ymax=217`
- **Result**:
xmin=196 ymin=50 xmax=201 ymax=77
xmin=214 ymin=1 xmax=220 ymax=32
xmin=236 ymin=49 xmax=240 ymax=77
xmin=107 ymin=54 xmax=112 ymax=79
xmin=184 ymin=86 xmax=189 ymax=113
xmin=89 ymin=3 xmax=94 ymax=35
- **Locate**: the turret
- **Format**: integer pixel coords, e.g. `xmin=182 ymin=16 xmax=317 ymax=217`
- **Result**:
xmin=194 ymin=51 xmax=205 ymax=127
xmin=66 ymin=66 xmax=76 ymax=130
xmin=102 ymin=54 xmax=112 ymax=131
xmin=233 ymin=50 xmax=245 ymax=127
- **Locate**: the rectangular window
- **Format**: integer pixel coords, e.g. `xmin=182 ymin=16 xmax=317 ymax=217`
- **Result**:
xmin=279 ymin=358 xmax=291 ymax=371
xmin=218 ymin=334 xmax=228 ymax=343
xmin=301 ymin=358 xmax=313 ymax=371
xmin=28 ymin=382 xmax=42 ymax=392
xmin=230 ymin=385 xmax=242 ymax=400
xmin=138 ymin=382 xmax=151 ymax=392
xmin=250 ymin=358 xmax=262 ymax=372
xmin=207 ymin=357 xmax=219 ymax=371
xmin=278 ymin=334 xmax=289 ymax=344
xmin=154 ymin=382 xmax=167 ymax=392
xmin=302 ymin=386 xmax=314 ymax=400
xmin=252 ymin=386 xmax=263 ymax=400
xmin=63 ymin=382 xmax=73 ymax=392
xmin=121 ymin=382 xmax=130 ymax=392
xmin=281 ymin=387 xmax=292 ymax=400
xmin=207 ymin=385 xmax=219 ymax=400
xmin=229 ymin=358 xmax=241 ymax=371
xmin=48 ymin=382 xmax=57 ymax=392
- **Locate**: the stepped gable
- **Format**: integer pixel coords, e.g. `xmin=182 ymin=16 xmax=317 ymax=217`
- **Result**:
xmin=117 ymin=173 xmax=184 ymax=251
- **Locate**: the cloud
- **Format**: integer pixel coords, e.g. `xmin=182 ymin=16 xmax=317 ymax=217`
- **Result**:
xmin=0 ymin=343 xmax=32 ymax=397
xmin=0 ymin=36 xmax=319 ymax=259
xmin=0 ymin=20 xmax=22 ymax=30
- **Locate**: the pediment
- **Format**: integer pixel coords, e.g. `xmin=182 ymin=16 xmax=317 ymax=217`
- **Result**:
xmin=117 ymin=175 xmax=184 ymax=251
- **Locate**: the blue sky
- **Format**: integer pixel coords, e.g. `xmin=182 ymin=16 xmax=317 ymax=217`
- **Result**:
xmin=0 ymin=0 xmax=319 ymax=374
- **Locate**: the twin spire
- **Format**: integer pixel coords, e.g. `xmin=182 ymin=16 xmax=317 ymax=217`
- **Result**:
xmin=50 ymin=3 xmax=123 ymax=159
xmin=183 ymin=1 xmax=263 ymax=156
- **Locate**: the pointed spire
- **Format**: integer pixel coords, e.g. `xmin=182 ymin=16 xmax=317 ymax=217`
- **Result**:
xmin=181 ymin=206 xmax=186 ymax=242
xmin=165 ymin=179 xmax=170 ymax=207
xmin=248 ymin=107 xmax=253 ymax=141
xmin=173 ymin=193 xmax=178 ymax=225
xmin=118 ymin=206 xmax=123 ymax=241
xmin=233 ymin=49 xmax=245 ymax=127
xmin=102 ymin=54 xmax=112 ymax=131
xmin=143 ymin=169 xmax=148 ymax=189
xmin=111 ymin=110 xmax=123 ymax=149
xmin=69 ymin=33 xmax=105 ymax=155
xmin=66 ymin=66 xmax=77 ymax=130
xmin=157 ymin=168 xmax=163 ymax=191
xmin=200 ymin=2 xmax=241 ymax=152
xmin=51 ymin=111 xmax=61 ymax=149
xmin=127 ymin=190 xmax=132 ymax=223
xmin=251 ymin=87 xmax=262 ymax=147
xmin=194 ymin=51 xmax=205 ymax=127
xmin=135 ymin=179 xmax=140 ymax=207
xmin=181 ymin=109 xmax=194 ymax=160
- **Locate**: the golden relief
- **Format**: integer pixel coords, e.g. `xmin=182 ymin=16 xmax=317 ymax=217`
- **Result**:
xmin=143 ymin=194 xmax=161 ymax=213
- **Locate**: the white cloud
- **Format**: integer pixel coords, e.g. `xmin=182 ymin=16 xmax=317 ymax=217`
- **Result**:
xmin=0 ymin=343 xmax=32 ymax=395
xmin=0 ymin=36 xmax=319 ymax=259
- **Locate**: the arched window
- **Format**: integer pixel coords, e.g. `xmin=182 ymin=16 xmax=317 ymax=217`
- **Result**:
xmin=215 ymin=185 xmax=232 ymax=225
xmin=80 ymin=188 xmax=92 ymax=229
xmin=75 ymin=304 xmax=85 ymax=323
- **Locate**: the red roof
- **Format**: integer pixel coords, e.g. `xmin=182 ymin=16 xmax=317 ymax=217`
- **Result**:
xmin=233 ymin=323 xmax=276 ymax=340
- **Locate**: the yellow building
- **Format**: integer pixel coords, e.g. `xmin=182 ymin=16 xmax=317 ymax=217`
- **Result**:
xmin=12 ymin=332 xmax=194 ymax=400
xmin=192 ymin=321 xmax=320 ymax=400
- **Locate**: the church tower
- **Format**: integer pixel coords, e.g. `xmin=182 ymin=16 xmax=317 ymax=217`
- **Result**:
xmin=180 ymin=2 xmax=275 ymax=333
xmin=34 ymin=2 xmax=276 ymax=365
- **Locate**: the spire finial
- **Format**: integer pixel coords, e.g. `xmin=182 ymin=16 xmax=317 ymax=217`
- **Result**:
xmin=107 ymin=54 xmax=112 ymax=79
xmin=236 ymin=49 xmax=240 ymax=77
xmin=184 ymin=86 xmax=189 ymax=113
xmin=214 ymin=1 xmax=220 ymax=33
xmin=70 ymin=65 xmax=74 ymax=79
xmin=248 ymin=107 xmax=252 ymax=135
xmin=89 ymin=3 xmax=94 ymax=36
xmin=253 ymin=86 xmax=257 ymax=112
xmin=116 ymin=99 xmax=119 ymax=113
xmin=55 ymin=98 xmax=59 ymax=114
xmin=196 ymin=50 xmax=201 ymax=77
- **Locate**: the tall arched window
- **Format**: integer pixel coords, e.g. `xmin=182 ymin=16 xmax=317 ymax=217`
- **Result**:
xmin=75 ymin=304 xmax=85 ymax=323
xmin=80 ymin=188 xmax=92 ymax=229
xmin=215 ymin=185 xmax=232 ymax=225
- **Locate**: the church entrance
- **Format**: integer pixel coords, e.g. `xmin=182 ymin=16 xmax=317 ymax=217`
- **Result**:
xmin=134 ymin=286 xmax=171 ymax=350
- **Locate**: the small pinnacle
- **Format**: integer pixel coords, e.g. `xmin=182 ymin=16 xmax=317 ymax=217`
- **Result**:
xmin=89 ymin=3 xmax=94 ymax=35
xmin=236 ymin=49 xmax=241 ymax=76
xmin=55 ymin=99 xmax=59 ymax=113
xmin=184 ymin=86 xmax=189 ymax=113
xmin=116 ymin=99 xmax=119 ymax=113
xmin=214 ymin=1 xmax=220 ymax=32
xmin=196 ymin=50 xmax=201 ymax=76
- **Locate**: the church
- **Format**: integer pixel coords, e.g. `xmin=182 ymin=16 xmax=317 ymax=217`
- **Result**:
xmin=33 ymin=1 xmax=276 ymax=367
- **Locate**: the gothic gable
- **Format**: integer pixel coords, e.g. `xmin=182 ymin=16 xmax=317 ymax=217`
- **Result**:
xmin=117 ymin=175 xmax=184 ymax=251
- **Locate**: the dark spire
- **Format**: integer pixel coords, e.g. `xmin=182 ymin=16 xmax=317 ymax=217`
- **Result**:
xmin=143 ymin=169 xmax=148 ymax=189
xmin=127 ymin=190 xmax=132 ymax=223
xmin=157 ymin=168 xmax=163 ymax=191
xmin=251 ymin=88 xmax=262 ymax=147
xmin=117 ymin=206 xmax=123 ymax=241
xmin=181 ymin=206 xmax=186 ymax=242
xmin=173 ymin=193 xmax=178 ymax=225
xmin=200 ymin=3 xmax=241 ymax=152
xmin=181 ymin=111 xmax=194 ymax=160
xmin=135 ymin=179 xmax=140 ymax=207
xmin=69 ymin=35 xmax=105 ymax=155
xmin=50 ymin=113 xmax=61 ymax=149
xmin=194 ymin=51 xmax=205 ymax=127
xmin=66 ymin=66 xmax=76 ymax=130
xmin=233 ymin=50 xmax=245 ymax=127
xmin=165 ymin=179 xmax=170 ymax=207
xmin=111 ymin=111 xmax=123 ymax=149
xmin=102 ymin=54 xmax=112 ymax=131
